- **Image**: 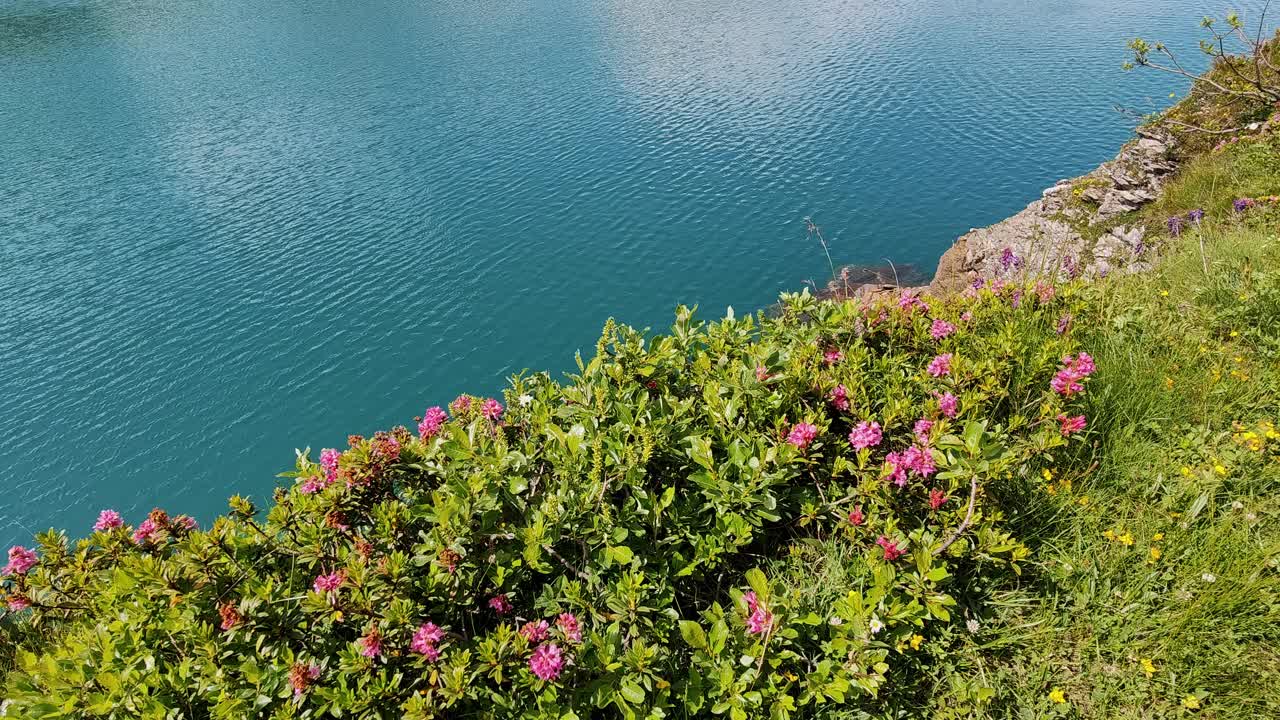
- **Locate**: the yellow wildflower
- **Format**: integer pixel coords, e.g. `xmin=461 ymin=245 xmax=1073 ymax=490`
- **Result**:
xmin=1042 ymin=468 xmax=1054 ymax=481
xmin=1180 ymin=466 xmax=1192 ymax=477
xmin=1140 ymin=658 xmax=1156 ymax=678
xmin=1103 ymin=529 xmax=1116 ymax=541
xmin=1049 ymin=688 xmax=1066 ymax=704
xmin=910 ymin=634 xmax=924 ymax=650
xmin=1182 ymin=694 xmax=1201 ymax=709
xmin=1230 ymin=330 xmax=1240 ymax=337
xmin=1153 ymin=532 xmax=1164 ymax=541
xmin=1046 ymin=483 xmax=1056 ymax=496
xmin=1078 ymin=495 xmax=1090 ymax=506
xmin=1061 ymin=478 xmax=1072 ymax=492
xmin=1214 ymin=464 xmax=1227 ymax=477
xmin=1149 ymin=546 xmax=1162 ymax=561
xmin=1159 ymin=290 xmax=1170 ymax=297
xmin=1164 ymin=376 xmax=1174 ymax=390
xmin=1118 ymin=532 xmax=1134 ymax=546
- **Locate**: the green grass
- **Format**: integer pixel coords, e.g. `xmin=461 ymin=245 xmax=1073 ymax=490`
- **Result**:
xmin=771 ymin=127 xmax=1280 ymax=720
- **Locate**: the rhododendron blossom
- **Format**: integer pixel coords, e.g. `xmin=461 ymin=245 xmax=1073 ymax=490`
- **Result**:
xmin=450 ymin=395 xmax=472 ymax=414
xmin=557 ymin=613 xmax=582 ymax=643
xmin=7 ymin=595 xmax=31 ymax=612
xmin=746 ymin=605 xmax=774 ymax=634
xmin=488 ymin=595 xmax=512 ymax=615
xmin=411 ymin=622 xmax=445 ymax=659
xmin=93 ymin=510 xmax=124 ymax=532
xmin=131 ymin=519 xmax=160 ymax=546
xmin=898 ymin=293 xmax=929 ymax=314
xmin=218 ymin=602 xmax=241 ymax=631
xmin=929 ymin=488 xmax=948 ymax=510
xmin=848 ymin=421 xmax=882 ymax=450
xmin=755 ymin=365 xmax=772 ymax=382
xmin=1051 ymin=352 xmax=1095 ymax=397
xmin=927 ymin=353 xmax=952 ymax=377
xmin=848 ymin=505 xmax=865 ymax=526
xmin=930 ymin=319 xmax=957 ymax=340
xmin=529 ymin=643 xmax=565 ymax=681
xmin=313 ymin=571 xmax=345 ymax=594
xmin=829 ymin=384 xmax=849 ymax=411
xmin=481 ymin=398 xmax=504 ymax=421
xmin=823 ymin=349 xmax=844 ymax=366
xmin=787 ymin=423 xmax=818 ymax=449
xmin=319 ymin=448 xmax=341 ymax=482
xmin=418 ymin=406 xmax=447 ymax=438
xmin=520 ymin=620 xmax=550 ymax=643
xmin=876 ymin=535 xmax=905 ymax=561
xmin=913 ymin=419 xmax=934 ymax=444
xmin=936 ymin=391 xmax=959 ymax=418
xmin=1057 ymin=413 xmax=1087 ymax=436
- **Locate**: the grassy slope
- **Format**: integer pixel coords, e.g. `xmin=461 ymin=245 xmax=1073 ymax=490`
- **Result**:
xmin=774 ymin=130 xmax=1280 ymax=719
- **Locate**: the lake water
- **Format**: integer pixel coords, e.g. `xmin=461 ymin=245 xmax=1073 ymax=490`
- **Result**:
xmin=0 ymin=0 xmax=1250 ymax=544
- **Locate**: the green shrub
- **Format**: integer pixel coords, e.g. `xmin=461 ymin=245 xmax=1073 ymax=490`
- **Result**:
xmin=1 ymin=284 xmax=1093 ymax=719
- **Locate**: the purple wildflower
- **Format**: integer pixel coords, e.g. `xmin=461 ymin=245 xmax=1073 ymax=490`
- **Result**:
xmin=93 ymin=510 xmax=124 ymax=532
xmin=848 ymin=421 xmax=883 ymax=450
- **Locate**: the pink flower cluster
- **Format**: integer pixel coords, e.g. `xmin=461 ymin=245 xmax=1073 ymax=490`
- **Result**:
xmin=557 ymin=613 xmax=583 ymax=643
xmin=787 ymin=422 xmax=818 ymax=450
xmin=744 ymin=591 xmax=774 ymax=635
xmin=450 ymin=395 xmax=472 ymax=415
xmin=755 ymin=365 xmax=773 ymax=382
xmin=823 ymin=348 xmax=844 ymax=366
xmin=132 ymin=518 xmax=161 ymax=546
xmin=7 ymin=595 xmax=31 ymax=612
xmin=320 ymin=448 xmax=341 ymax=482
xmin=899 ymin=293 xmax=929 ymax=314
xmin=529 ymin=643 xmax=565 ymax=681
xmin=913 ymin=419 xmax=934 ymax=444
xmin=848 ymin=505 xmax=865 ymax=526
xmin=481 ymin=398 xmax=504 ymax=421
xmin=927 ymin=353 xmax=953 ymax=377
xmin=93 ymin=509 xmax=124 ymax=532
xmin=884 ymin=445 xmax=936 ymax=486
xmin=829 ymin=384 xmax=849 ymax=412
xmin=1057 ymin=413 xmax=1087 ymax=436
xmin=411 ymin=621 xmax=445 ymax=661
xmin=929 ymin=319 xmax=957 ymax=340
xmin=418 ymin=406 xmax=447 ymax=438
xmin=313 ymin=570 xmax=346 ymax=595
xmin=488 ymin=594 xmax=512 ymax=615
xmin=936 ymin=391 xmax=959 ymax=418
xmin=370 ymin=432 xmax=401 ymax=462
xmin=1050 ymin=352 xmax=1095 ymax=397
xmin=848 ymin=421 xmax=882 ymax=450
xmin=876 ymin=535 xmax=905 ymax=561
xmin=3 ymin=546 xmax=37 ymax=576
xmin=520 ymin=620 xmax=550 ymax=643
xmin=929 ymin=488 xmax=948 ymax=510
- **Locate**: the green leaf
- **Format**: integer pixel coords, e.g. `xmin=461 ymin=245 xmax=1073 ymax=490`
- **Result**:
xmin=679 ymin=621 xmax=707 ymax=650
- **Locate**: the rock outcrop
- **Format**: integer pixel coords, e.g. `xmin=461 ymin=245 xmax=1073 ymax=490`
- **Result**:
xmin=929 ymin=126 xmax=1179 ymax=294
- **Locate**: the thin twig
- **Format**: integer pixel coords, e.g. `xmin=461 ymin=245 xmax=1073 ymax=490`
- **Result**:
xmin=934 ymin=477 xmax=978 ymax=556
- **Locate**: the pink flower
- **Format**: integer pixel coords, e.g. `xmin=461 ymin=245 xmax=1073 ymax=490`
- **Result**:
xmin=356 ymin=627 xmax=382 ymax=658
xmin=787 ymin=423 xmax=819 ymax=450
xmin=1051 ymin=352 xmax=1095 ymax=397
xmin=1057 ymin=413 xmax=1087 ymax=436
xmin=370 ymin=432 xmax=401 ymax=461
xmin=7 ymin=595 xmax=31 ymax=612
xmin=174 ymin=515 xmax=197 ymax=532
xmin=131 ymin=519 xmax=160 ymax=546
xmin=746 ymin=606 xmax=774 ymax=634
xmin=529 ymin=643 xmax=565 ymax=681
xmin=488 ymin=595 xmax=512 ymax=615
xmin=848 ymin=506 xmax=865 ymax=526
xmin=450 ymin=395 xmax=472 ymax=416
xmin=312 ymin=571 xmax=345 ymax=594
xmin=829 ymin=385 xmax=849 ymax=412
xmin=755 ymin=365 xmax=773 ymax=382
xmin=876 ymin=536 xmax=905 ymax=561
xmin=299 ymin=476 xmax=327 ymax=494
xmin=913 ymin=419 xmax=934 ymax=444
xmin=927 ymin=353 xmax=953 ymax=377
xmin=520 ymin=620 xmax=550 ymax=643
xmin=960 ymin=311 xmax=973 ymax=323
xmin=481 ymin=398 xmax=504 ymax=421
xmin=884 ymin=452 xmax=908 ymax=486
xmin=320 ymin=448 xmax=341 ymax=482
xmin=898 ymin=293 xmax=929 ymax=314
xmin=218 ymin=602 xmax=241 ymax=631
xmin=744 ymin=591 xmax=759 ymax=613
xmin=848 ymin=421 xmax=883 ymax=450
xmin=930 ymin=319 xmax=957 ymax=340
xmin=411 ymin=622 xmax=445 ymax=658
xmin=418 ymin=406 xmax=447 ymax=438
xmin=93 ymin=510 xmax=124 ymax=532
xmin=936 ymin=392 xmax=959 ymax=418
xmin=901 ymin=445 xmax=936 ymax=478
xmin=823 ymin=349 xmax=844 ymax=366
xmin=557 ymin=613 xmax=582 ymax=643
xmin=929 ymin=488 xmax=948 ymax=510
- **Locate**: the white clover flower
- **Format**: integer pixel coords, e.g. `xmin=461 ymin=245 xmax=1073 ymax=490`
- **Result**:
xmin=518 ymin=394 xmax=533 ymax=407
xmin=1201 ymin=573 xmax=1217 ymax=583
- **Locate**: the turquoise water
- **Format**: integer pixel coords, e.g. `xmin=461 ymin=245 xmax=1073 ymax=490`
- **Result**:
xmin=0 ymin=0 xmax=1245 ymax=544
